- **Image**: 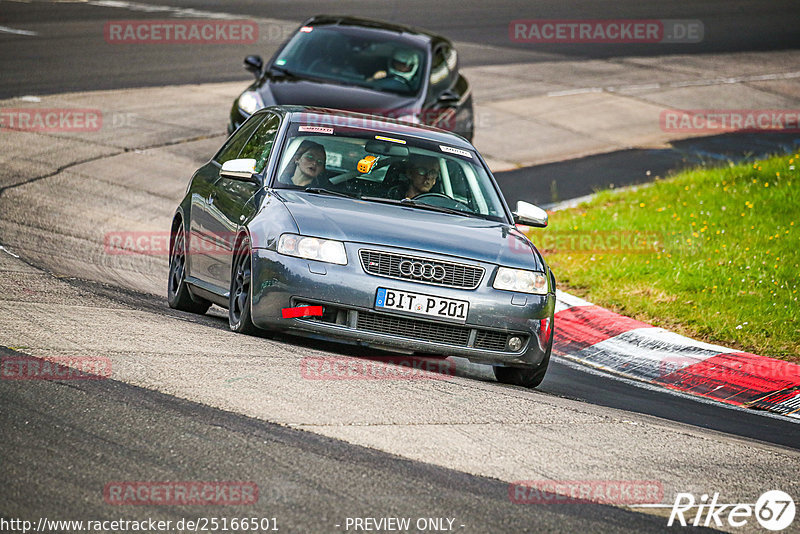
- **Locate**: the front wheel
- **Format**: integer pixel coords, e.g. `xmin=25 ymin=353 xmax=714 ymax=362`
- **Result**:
xmin=229 ymin=238 xmax=259 ymax=335
xmin=168 ymin=224 xmax=211 ymax=314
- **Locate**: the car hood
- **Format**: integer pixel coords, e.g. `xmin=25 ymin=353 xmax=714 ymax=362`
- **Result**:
xmin=259 ymin=76 xmax=418 ymax=115
xmin=276 ymin=192 xmax=546 ymax=271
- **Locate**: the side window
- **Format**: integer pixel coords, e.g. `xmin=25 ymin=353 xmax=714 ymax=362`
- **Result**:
xmin=215 ymin=114 xmax=266 ymax=164
xmin=239 ymin=114 xmax=281 ymax=173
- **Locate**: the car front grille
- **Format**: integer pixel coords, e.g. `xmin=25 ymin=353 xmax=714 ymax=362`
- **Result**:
xmin=355 ymin=310 xmax=525 ymax=352
xmin=357 ymin=311 xmax=472 ymax=346
xmin=359 ymin=249 xmax=484 ymax=289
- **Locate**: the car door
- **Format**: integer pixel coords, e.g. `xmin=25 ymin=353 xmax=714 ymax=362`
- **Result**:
xmin=188 ymin=113 xmax=266 ymax=288
xmin=422 ymin=44 xmax=472 ymax=139
xmin=204 ymin=112 xmax=281 ymax=291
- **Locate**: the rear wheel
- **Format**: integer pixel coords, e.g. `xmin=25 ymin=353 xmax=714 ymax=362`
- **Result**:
xmin=493 ymin=331 xmax=553 ymax=388
xmin=167 ymin=224 xmax=211 ymax=314
xmin=229 ymin=238 xmax=259 ymax=335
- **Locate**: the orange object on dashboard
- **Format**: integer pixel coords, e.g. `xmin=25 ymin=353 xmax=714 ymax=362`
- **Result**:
xmin=357 ymin=155 xmax=378 ymax=173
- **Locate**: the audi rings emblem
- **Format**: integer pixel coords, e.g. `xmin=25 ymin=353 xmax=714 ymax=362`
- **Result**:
xmin=398 ymin=260 xmax=447 ymax=281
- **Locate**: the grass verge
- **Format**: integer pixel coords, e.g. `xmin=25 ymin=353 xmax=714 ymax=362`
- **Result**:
xmin=524 ymin=153 xmax=799 ymax=361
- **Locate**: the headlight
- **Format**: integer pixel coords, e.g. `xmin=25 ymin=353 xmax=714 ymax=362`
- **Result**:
xmin=238 ymin=90 xmax=264 ymax=115
xmin=277 ymin=234 xmax=347 ymax=265
xmin=493 ymin=267 xmax=548 ymax=294
xmin=396 ymin=113 xmax=420 ymax=124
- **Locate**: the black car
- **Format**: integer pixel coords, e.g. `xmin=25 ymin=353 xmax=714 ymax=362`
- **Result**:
xmin=229 ymin=15 xmax=474 ymax=141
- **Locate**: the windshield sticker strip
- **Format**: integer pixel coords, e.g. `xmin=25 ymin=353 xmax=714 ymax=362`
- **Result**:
xmin=375 ymin=135 xmax=406 ymax=144
xmin=299 ymin=126 xmax=333 ymax=134
xmin=439 ymin=145 xmax=472 ymax=158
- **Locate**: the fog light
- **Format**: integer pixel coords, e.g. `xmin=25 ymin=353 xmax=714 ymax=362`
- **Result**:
xmin=507 ymin=336 xmax=523 ymax=351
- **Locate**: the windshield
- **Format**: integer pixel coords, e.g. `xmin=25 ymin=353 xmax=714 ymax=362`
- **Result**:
xmin=273 ymin=26 xmax=426 ymax=96
xmin=272 ymin=125 xmax=509 ymax=222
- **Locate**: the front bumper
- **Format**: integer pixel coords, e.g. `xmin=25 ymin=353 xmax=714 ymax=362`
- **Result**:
xmin=250 ymin=243 xmax=555 ymax=368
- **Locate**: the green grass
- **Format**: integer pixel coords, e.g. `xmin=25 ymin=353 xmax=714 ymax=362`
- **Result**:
xmin=524 ymin=153 xmax=800 ymax=361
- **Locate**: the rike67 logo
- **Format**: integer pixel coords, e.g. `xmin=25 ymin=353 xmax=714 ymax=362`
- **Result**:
xmin=668 ymin=490 xmax=795 ymax=531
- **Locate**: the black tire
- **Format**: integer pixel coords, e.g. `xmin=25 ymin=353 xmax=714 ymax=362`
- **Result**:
xmin=168 ymin=223 xmax=211 ymax=314
xmin=493 ymin=328 xmax=553 ymax=388
xmin=229 ymin=238 xmax=259 ymax=335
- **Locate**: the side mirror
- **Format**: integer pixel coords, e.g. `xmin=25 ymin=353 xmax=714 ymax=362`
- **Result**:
xmin=243 ymin=55 xmax=263 ymax=77
xmin=513 ymin=201 xmax=548 ymax=228
xmin=220 ymin=158 xmax=259 ymax=184
xmin=438 ymin=90 xmax=460 ymax=105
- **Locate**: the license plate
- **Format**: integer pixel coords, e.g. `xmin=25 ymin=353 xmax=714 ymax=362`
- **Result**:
xmin=375 ymin=288 xmax=468 ymax=323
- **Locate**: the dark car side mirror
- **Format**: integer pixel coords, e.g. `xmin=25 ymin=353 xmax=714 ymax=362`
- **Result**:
xmin=244 ymin=55 xmax=264 ymax=77
xmin=438 ymin=90 xmax=460 ymax=105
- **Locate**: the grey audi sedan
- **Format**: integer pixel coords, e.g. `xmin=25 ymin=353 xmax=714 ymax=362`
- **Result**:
xmin=168 ymin=106 xmax=555 ymax=387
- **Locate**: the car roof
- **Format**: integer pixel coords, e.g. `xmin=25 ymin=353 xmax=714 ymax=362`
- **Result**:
xmin=266 ymin=106 xmax=474 ymax=148
xmin=301 ymin=14 xmax=449 ymax=48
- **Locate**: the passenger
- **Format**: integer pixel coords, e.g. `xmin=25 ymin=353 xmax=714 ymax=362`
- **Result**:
xmin=386 ymin=155 xmax=440 ymax=199
xmin=279 ymin=140 xmax=329 ymax=187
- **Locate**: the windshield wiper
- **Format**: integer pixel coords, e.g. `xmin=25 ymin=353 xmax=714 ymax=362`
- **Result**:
xmin=360 ymin=196 xmax=477 ymax=218
xmin=268 ymin=64 xmax=297 ymax=77
xmin=303 ymin=187 xmax=357 ymax=199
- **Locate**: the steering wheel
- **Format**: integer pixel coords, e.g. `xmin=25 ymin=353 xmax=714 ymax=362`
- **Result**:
xmin=412 ymin=192 xmax=472 ymax=211
xmin=388 ymin=74 xmax=413 ymax=90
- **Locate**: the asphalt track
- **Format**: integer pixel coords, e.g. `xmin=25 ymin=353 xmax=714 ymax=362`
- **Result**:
xmin=2 ymin=0 xmax=800 ymax=97
xmin=1 ymin=1 xmax=800 ymax=532
xmin=0 ymin=348 xmax=672 ymax=534
xmin=496 ymin=132 xmax=800 ymax=208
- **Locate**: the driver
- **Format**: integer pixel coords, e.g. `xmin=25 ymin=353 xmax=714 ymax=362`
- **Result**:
xmin=368 ymin=49 xmax=419 ymax=83
xmin=387 ymin=155 xmax=439 ymax=199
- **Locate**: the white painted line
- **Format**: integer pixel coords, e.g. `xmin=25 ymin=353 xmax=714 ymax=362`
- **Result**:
xmin=20 ymin=95 xmax=41 ymax=102
xmin=546 ymin=87 xmax=603 ymax=97
xmin=626 ymin=326 xmax=740 ymax=355
xmin=608 ymin=83 xmax=662 ymax=93
xmin=547 ymin=71 xmax=800 ymax=97
xmin=555 ymin=290 xmax=592 ymax=309
xmin=0 ymin=246 xmax=20 ymax=258
xmin=0 ymin=25 xmax=38 ymax=36
xmin=89 ymin=0 xmax=262 ymax=20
